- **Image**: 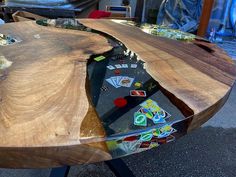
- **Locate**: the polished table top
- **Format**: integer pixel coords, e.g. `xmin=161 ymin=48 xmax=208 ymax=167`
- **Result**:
xmin=0 ymin=19 xmax=235 ymax=168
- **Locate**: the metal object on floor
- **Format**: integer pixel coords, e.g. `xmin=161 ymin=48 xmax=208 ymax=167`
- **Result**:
xmin=49 ymin=159 xmax=135 ymax=177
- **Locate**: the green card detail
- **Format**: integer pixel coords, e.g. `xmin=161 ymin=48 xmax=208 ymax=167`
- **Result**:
xmin=134 ymin=112 xmax=147 ymax=127
xmin=94 ymin=56 xmax=106 ymax=62
xmin=140 ymin=131 xmax=153 ymax=141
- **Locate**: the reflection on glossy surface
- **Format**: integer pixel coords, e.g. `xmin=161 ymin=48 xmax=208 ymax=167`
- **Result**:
xmin=87 ymin=37 xmax=188 ymax=157
xmin=88 ymin=39 xmax=185 ymax=134
xmin=36 ymin=18 xmax=193 ymax=159
xmin=111 ymin=20 xmax=196 ymax=41
xmin=106 ymin=126 xmax=176 ymax=158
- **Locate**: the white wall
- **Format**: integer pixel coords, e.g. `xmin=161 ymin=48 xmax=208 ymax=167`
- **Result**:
xmin=99 ymin=0 xmax=137 ymax=17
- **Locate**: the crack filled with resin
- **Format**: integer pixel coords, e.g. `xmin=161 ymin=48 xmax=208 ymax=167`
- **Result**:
xmin=35 ymin=19 xmax=196 ymax=158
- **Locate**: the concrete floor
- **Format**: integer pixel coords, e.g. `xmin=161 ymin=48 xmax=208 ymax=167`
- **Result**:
xmin=0 ymin=83 xmax=235 ymax=177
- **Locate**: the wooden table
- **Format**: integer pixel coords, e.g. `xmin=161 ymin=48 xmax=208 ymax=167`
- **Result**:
xmin=0 ymin=19 xmax=235 ymax=170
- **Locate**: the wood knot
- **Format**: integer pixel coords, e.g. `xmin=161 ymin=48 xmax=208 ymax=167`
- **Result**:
xmin=0 ymin=56 xmax=12 ymax=70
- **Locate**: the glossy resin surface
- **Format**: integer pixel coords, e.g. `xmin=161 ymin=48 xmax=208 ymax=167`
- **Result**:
xmin=0 ymin=19 xmax=235 ymax=168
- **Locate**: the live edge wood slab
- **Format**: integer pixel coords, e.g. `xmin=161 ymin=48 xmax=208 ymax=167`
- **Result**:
xmin=0 ymin=19 xmax=235 ymax=168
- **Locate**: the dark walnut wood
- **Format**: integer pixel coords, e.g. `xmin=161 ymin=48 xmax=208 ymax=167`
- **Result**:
xmin=79 ymin=19 xmax=236 ymax=131
xmin=0 ymin=19 xmax=235 ymax=168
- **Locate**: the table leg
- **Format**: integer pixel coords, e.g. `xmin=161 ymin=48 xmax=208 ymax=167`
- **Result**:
xmin=48 ymin=159 xmax=135 ymax=177
xmin=105 ymin=158 xmax=135 ymax=177
xmin=197 ymin=0 xmax=215 ymax=37
xmin=49 ymin=166 xmax=70 ymax=177
xmin=135 ymin=0 xmax=144 ymax=23
xmin=141 ymin=0 xmax=147 ymax=22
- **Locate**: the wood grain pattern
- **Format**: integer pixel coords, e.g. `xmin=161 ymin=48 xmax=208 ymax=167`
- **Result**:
xmin=79 ymin=19 xmax=236 ymax=129
xmin=0 ymin=21 xmax=112 ymax=167
xmin=0 ymin=19 xmax=235 ymax=168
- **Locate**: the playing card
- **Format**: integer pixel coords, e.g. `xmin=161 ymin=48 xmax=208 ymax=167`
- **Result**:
xmin=159 ymin=125 xmax=177 ymax=138
xmin=156 ymin=109 xmax=171 ymax=119
xmin=140 ymin=99 xmax=159 ymax=109
xmin=151 ymin=136 xmax=160 ymax=143
xmin=150 ymin=105 xmax=162 ymax=113
xmin=129 ymin=141 xmax=142 ymax=152
xmin=130 ymin=90 xmax=146 ymax=97
xmin=121 ymin=141 xmax=141 ymax=153
xmin=122 ymin=64 xmax=128 ymax=68
xmin=115 ymin=64 xmax=122 ymax=69
xmin=107 ymin=65 xmax=115 ymax=70
xmin=153 ymin=128 xmax=161 ymax=137
xmin=119 ymin=77 xmax=134 ymax=87
xmin=111 ymin=77 xmax=121 ymax=88
xmin=166 ymin=135 xmax=176 ymax=143
xmin=140 ymin=131 xmax=153 ymax=142
xmin=158 ymin=132 xmax=172 ymax=138
xmin=140 ymin=99 xmax=170 ymax=120
xmin=106 ymin=78 xmax=115 ymax=87
xmin=152 ymin=113 xmax=166 ymax=124
xmin=139 ymin=141 xmax=151 ymax=149
xmin=119 ymin=142 xmax=130 ymax=152
xmin=106 ymin=77 xmax=121 ymax=88
xmin=131 ymin=64 xmax=138 ymax=68
xmin=116 ymin=76 xmax=123 ymax=86
xmin=149 ymin=142 xmax=159 ymax=148
xmin=134 ymin=112 xmax=147 ymax=127
xmin=138 ymin=108 xmax=153 ymax=119
xmin=157 ymin=137 xmax=167 ymax=144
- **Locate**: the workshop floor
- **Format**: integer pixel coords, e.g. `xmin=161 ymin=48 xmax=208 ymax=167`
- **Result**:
xmin=0 ymin=62 xmax=235 ymax=177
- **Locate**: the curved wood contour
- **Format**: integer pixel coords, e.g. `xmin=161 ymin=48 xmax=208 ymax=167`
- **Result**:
xmin=0 ymin=21 xmax=112 ymax=167
xmin=79 ymin=19 xmax=236 ymax=131
xmin=0 ymin=19 xmax=235 ymax=168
